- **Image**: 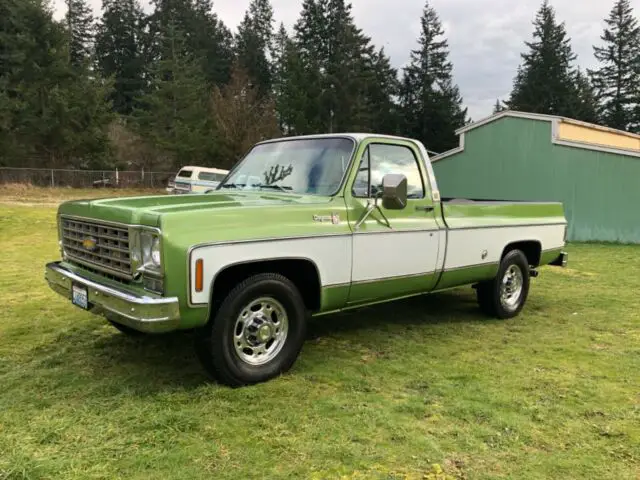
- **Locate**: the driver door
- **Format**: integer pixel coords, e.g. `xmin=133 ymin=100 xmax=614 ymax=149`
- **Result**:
xmin=346 ymin=139 xmax=442 ymax=305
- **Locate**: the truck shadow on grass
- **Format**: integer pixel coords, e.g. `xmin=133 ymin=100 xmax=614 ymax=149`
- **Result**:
xmin=28 ymin=289 xmax=486 ymax=393
xmin=307 ymin=288 xmax=487 ymax=339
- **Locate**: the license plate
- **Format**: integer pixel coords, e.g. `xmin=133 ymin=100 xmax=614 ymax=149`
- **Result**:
xmin=72 ymin=284 xmax=89 ymax=310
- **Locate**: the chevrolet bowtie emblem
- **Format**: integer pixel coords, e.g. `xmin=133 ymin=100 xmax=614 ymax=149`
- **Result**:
xmin=82 ymin=237 xmax=97 ymax=251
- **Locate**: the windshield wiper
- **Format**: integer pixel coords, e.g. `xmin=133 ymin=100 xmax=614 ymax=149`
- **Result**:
xmin=220 ymin=183 xmax=246 ymax=189
xmin=256 ymin=184 xmax=293 ymax=192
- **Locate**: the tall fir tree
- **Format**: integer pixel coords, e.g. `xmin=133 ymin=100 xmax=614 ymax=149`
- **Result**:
xmin=133 ymin=20 xmax=215 ymax=168
xmin=272 ymin=26 xmax=310 ymax=134
xmin=95 ymin=0 xmax=148 ymax=116
xmin=588 ymin=0 xmax=640 ymax=132
xmin=292 ymin=0 xmax=397 ymax=134
xmin=235 ymin=0 xmax=274 ymax=97
xmin=507 ymin=1 xmax=594 ymax=122
xmin=399 ymin=1 xmax=467 ymax=153
xmin=493 ymin=99 xmax=506 ymax=113
xmin=1 ymin=0 xmax=113 ymax=168
xmin=148 ymin=0 xmax=234 ymax=87
xmin=291 ymin=0 xmax=328 ymax=133
xmin=190 ymin=0 xmax=235 ymax=86
xmin=572 ymin=69 xmax=599 ymax=124
xmin=364 ymin=48 xmax=399 ymax=135
xmin=65 ymin=0 xmax=94 ymax=68
xmin=271 ymin=23 xmax=291 ymax=131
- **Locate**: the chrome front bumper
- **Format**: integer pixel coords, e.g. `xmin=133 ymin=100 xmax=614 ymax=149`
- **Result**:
xmin=45 ymin=262 xmax=181 ymax=333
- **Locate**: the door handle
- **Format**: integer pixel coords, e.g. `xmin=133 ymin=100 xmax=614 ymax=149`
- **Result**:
xmin=415 ymin=205 xmax=434 ymax=212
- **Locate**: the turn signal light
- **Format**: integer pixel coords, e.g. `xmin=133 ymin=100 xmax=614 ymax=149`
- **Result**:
xmin=195 ymin=259 xmax=203 ymax=292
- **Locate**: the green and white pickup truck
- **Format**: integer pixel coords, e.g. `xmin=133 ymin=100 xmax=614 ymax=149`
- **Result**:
xmin=45 ymin=134 xmax=568 ymax=386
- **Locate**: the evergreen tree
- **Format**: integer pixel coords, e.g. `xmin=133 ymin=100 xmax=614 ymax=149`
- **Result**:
xmin=399 ymin=1 xmax=467 ymax=153
xmin=0 ymin=0 xmax=113 ymax=168
xmin=507 ymin=1 xmax=593 ymax=122
xmin=364 ymin=48 xmax=400 ymax=134
xmin=148 ymin=0 xmax=234 ymax=87
xmin=572 ymin=69 xmax=600 ymax=124
xmin=291 ymin=0 xmax=326 ymax=133
xmin=271 ymin=23 xmax=291 ymax=131
xmin=588 ymin=0 xmax=640 ymax=132
xmin=65 ymin=0 xmax=95 ymax=68
xmin=493 ymin=99 xmax=506 ymax=113
xmin=133 ymin=20 xmax=214 ymax=168
xmin=236 ymin=0 xmax=274 ymax=97
xmin=95 ymin=0 xmax=148 ymax=115
xmin=292 ymin=0 xmax=396 ymax=134
xmin=273 ymin=29 xmax=311 ymax=134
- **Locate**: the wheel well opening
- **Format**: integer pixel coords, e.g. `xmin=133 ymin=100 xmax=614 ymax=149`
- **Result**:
xmin=502 ymin=241 xmax=542 ymax=266
xmin=210 ymin=259 xmax=322 ymax=315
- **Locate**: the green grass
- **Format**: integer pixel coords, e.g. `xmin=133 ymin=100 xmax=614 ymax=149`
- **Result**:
xmin=0 ymin=184 xmax=165 ymax=205
xmin=1 ymin=200 xmax=639 ymax=479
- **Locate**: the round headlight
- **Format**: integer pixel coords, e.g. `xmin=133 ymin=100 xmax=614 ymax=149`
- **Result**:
xmin=151 ymin=236 xmax=161 ymax=266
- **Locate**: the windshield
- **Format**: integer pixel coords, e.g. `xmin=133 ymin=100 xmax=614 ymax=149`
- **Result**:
xmin=176 ymin=169 xmax=193 ymax=179
xmin=219 ymin=137 xmax=355 ymax=196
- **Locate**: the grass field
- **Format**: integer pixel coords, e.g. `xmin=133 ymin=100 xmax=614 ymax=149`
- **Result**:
xmin=0 ymin=188 xmax=639 ymax=479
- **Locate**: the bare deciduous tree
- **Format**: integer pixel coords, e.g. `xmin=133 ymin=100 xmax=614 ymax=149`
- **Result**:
xmin=211 ymin=64 xmax=281 ymax=169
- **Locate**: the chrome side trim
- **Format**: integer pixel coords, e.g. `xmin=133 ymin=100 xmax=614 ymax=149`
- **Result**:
xmin=324 ymin=282 xmax=351 ymax=289
xmin=350 ymin=270 xmax=436 ymax=286
xmin=441 ymin=262 xmax=499 ymax=272
xmin=447 ymin=221 xmax=567 ymax=231
xmin=352 ymin=227 xmax=441 ymax=235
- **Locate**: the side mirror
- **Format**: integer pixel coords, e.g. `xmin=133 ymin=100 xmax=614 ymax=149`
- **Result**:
xmin=381 ymin=174 xmax=408 ymax=210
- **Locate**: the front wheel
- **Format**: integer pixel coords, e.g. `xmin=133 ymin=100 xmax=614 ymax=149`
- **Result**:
xmin=476 ymin=249 xmax=531 ymax=319
xmin=194 ymin=273 xmax=308 ymax=387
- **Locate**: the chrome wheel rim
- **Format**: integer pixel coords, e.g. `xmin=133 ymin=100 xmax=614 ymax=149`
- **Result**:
xmin=500 ymin=264 xmax=524 ymax=310
xmin=233 ymin=297 xmax=289 ymax=366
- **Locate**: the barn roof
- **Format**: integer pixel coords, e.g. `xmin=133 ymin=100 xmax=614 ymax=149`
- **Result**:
xmin=432 ymin=110 xmax=640 ymax=162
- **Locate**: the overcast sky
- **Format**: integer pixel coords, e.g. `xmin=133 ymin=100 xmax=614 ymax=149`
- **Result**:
xmin=52 ymin=0 xmax=640 ymax=121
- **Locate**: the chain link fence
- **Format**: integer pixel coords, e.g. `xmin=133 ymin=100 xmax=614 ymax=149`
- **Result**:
xmin=0 ymin=168 xmax=175 ymax=189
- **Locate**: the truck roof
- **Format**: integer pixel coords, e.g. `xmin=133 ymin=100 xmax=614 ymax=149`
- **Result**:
xmin=256 ymin=133 xmax=423 ymax=145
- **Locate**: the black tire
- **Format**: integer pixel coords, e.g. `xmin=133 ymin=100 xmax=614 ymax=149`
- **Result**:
xmin=107 ymin=318 xmax=145 ymax=336
xmin=476 ymin=249 xmax=531 ymax=319
xmin=194 ymin=273 xmax=308 ymax=387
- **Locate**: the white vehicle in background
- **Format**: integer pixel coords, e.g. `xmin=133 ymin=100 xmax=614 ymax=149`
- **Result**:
xmin=166 ymin=176 xmax=176 ymax=193
xmin=172 ymin=166 xmax=229 ymax=194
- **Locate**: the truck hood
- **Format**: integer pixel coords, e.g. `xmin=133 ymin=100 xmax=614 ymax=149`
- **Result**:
xmin=58 ymin=191 xmax=332 ymax=227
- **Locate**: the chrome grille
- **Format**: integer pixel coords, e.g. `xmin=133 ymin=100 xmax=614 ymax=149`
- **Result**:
xmin=61 ymin=217 xmax=132 ymax=279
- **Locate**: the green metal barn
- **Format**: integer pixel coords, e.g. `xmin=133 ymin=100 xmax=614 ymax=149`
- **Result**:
xmin=431 ymin=111 xmax=640 ymax=243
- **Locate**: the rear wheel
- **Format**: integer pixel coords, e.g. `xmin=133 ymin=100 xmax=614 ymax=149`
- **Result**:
xmin=194 ymin=273 xmax=308 ymax=387
xmin=476 ymin=249 xmax=530 ymax=319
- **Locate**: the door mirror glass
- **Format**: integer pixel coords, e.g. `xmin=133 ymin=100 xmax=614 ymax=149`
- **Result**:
xmin=381 ymin=174 xmax=408 ymax=210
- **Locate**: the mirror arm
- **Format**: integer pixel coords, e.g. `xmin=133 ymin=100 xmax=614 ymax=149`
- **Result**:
xmin=354 ymin=195 xmax=392 ymax=231
xmin=354 ymin=202 xmax=376 ymax=230
xmin=373 ymin=195 xmax=392 ymax=229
